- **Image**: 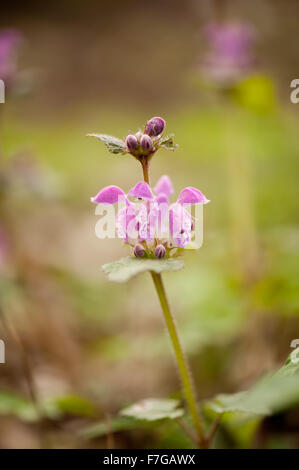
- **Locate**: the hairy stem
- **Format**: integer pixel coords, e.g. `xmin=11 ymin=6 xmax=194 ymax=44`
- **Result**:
xmin=150 ymin=271 xmax=206 ymax=446
xmin=141 ymin=158 xmax=150 ymax=184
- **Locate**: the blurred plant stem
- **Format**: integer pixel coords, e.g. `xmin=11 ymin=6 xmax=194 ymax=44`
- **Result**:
xmin=224 ymin=106 xmax=260 ymax=283
xmin=0 ymin=308 xmax=42 ymax=418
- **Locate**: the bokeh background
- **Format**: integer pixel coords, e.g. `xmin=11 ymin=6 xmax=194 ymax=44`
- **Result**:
xmin=0 ymin=0 xmax=299 ymax=449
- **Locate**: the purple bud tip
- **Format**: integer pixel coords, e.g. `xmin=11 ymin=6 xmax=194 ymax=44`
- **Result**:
xmin=154 ymin=244 xmax=166 ymax=259
xmin=134 ymin=244 xmax=146 ymax=258
xmin=125 ymin=134 xmax=138 ymax=151
xmin=140 ymin=134 xmax=153 ymax=152
xmin=145 ymin=117 xmax=165 ymax=137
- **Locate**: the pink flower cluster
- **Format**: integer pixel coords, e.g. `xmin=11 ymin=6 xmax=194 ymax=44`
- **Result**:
xmin=201 ymin=21 xmax=256 ymax=86
xmin=91 ymin=175 xmax=209 ymax=257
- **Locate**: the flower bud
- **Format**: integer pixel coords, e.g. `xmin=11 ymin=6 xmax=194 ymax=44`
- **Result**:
xmin=154 ymin=244 xmax=166 ymax=259
xmin=134 ymin=243 xmax=145 ymax=258
xmin=145 ymin=117 xmax=165 ymax=137
xmin=140 ymin=134 xmax=153 ymax=153
xmin=125 ymin=134 xmax=138 ymax=151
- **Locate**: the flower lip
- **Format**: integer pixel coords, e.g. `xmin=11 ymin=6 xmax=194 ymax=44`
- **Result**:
xmin=145 ymin=117 xmax=165 ymax=137
xmin=128 ymin=181 xmax=154 ymax=200
xmin=0 ymin=29 xmax=23 ymax=85
xmin=91 ymin=185 xmax=127 ymax=204
xmin=177 ymin=186 xmax=210 ymax=205
xmin=91 ymin=178 xmax=209 ymax=250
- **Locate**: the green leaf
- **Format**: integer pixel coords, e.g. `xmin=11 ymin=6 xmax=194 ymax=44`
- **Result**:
xmin=81 ymin=416 xmax=149 ymax=439
xmin=55 ymin=395 xmax=95 ymax=417
xmin=209 ymin=348 xmax=299 ymax=416
xmin=158 ymin=134 xmax=177 ymax=151
xmin=87 ymin=134 xmax=127 ymax=154
xmin=232 ymin=75 xmax=276 ymax=113
xmin=0 ymin=390 xmax=38 ymax=422
xmin=121 ymin=398 xmax=184 ymax=421
xmin=102 ymin=257 xmax=184 ymax=283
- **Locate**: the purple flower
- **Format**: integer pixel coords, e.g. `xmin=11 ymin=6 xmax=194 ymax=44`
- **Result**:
xmin=91 ymin=175 xmax=209 ymax=252
xmin=154 ymin=175 xmax=174 ymax=197
xmin=0 ymin=29 xmax=22 ymax=85
xmin=145 ymin=117 xmax=165 ymax=137
xmin=200 ymin=21 xmax=256 ymax=86
xmin=91 ymin=185 xmax=127 ymax=205
xmin=177 ymin=187 xmax=209 ymax=205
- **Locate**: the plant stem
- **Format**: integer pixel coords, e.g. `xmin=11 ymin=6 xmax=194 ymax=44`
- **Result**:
xmin=141 ymin=158 xmax=150 ymax=184
xmin=207 ymin=413 xmax=223 ymax=446
xmin=175 ymin=417 xmax=198 ymax=446
xmin=150 ymin=271 xmax=206 ymax=446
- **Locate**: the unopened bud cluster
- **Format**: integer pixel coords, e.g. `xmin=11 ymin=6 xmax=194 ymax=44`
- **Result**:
xmin=125 ymin=117 xmax=165 ymax=159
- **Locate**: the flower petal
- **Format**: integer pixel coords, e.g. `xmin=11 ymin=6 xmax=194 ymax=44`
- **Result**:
xmin=154 ymin=175 xmax=174 ymax=196
xmin=91 ymin=185 xmax=126 ymax=204
xmin=155 ymin=193 xmax=169 ymax=205
xmin=136 ymin=203 xmax=151 ymax=240
xmin=128 ymin=182 xmax=154 ymax=200
xmin=177 ymin=186 xmax=209 ymax=205
xmin=152 ymin=194 xmax=169 ymax=236
xmin=117 ymin=203 xmax=137 ymax=241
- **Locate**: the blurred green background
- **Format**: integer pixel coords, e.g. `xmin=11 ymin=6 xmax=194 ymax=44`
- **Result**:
xmin=0 ymin=0 xmax=299 ymax=449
